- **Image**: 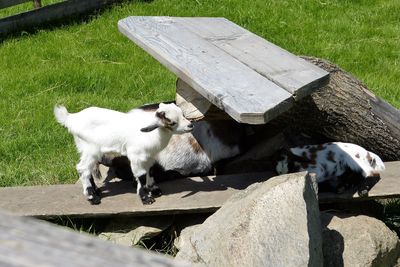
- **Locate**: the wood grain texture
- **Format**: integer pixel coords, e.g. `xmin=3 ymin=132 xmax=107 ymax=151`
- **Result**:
xmin=0 ymin=0 xmax=30 ymax=9
xmin=0 ymin=211 xmax=190 ymax=267
xmin=173 ymin=17 xmax=330 ymax=99
xmin=118 ymin=16 xmax=294 ymax=124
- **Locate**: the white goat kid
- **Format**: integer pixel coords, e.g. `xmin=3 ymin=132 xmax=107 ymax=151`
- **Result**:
xmin=54 ymin=103 xmax=193 ymax=205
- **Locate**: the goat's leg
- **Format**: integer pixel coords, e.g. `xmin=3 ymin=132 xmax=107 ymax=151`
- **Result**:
xmin=77 ymin=155 xmax=101 ymax=205
xmin=147 ymin=161 xmax=162 ymax=198
xmin=90 ymin=162 xmax=102 ymax=196
xmin=128 ymin=156 xmax=155 ymax=205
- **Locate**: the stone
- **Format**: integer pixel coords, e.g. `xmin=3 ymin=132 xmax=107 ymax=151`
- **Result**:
xmin=175 ymin=172 xmax=323 ymax=267
xmin=174 ymin=224 xmax=200 ymax=251
xmin=99 ymin=216 xmax=173 ymax=246
xmin=321 ymin=212 xmax=400 ymax=267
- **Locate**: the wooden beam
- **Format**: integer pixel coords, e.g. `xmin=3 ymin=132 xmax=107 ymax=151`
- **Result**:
xmin=0 ymin=172 xmax=276 ymax=219
xmin=0 ymin=0 xmax=30 ymax=9
xmin=0 ymin=210 xmax=190 ymax=267
xmin=176 ymin=78 xmax=231 ymax=121
xmin=0 ymin=162 xmax=399 ymax=219
xmin=176 ymin=78 xmax=210 ymax=121
xmin=0 ymin=0 xmax=123 ymax=37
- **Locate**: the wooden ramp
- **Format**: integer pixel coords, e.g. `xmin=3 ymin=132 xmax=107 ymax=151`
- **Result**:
xmin=118 ymin=16 xmax=329 ymax=124
xmin=0 ymin=162 xmax=399 ymax=219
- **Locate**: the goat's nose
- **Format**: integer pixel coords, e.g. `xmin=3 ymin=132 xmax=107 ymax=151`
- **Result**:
xmin=187 ymin=123 xmax=194 ymax=129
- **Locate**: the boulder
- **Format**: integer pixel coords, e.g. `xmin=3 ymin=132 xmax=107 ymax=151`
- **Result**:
xmin=99 ymin=216 xmax=173 ymax=246
xmin=175 ymin=172 xmax=323 ymax=267
xmin=321 ymin=212 xmax=400 ymax=267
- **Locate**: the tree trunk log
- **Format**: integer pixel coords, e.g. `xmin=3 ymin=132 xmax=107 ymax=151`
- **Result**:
xmin=269 ymin=57 xmax=400 ymax=161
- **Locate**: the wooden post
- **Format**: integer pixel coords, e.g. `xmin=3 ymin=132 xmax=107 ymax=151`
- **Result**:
xmin=176 ymin=78 xmax=232 ymax=121
xmin=33 ymin=0 xmax=41 ymax=8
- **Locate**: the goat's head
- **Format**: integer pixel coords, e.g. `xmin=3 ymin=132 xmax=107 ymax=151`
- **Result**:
xmin=363 ymin=151 xmax=385 ymax=176
xmin=141 ymin=103 xmax=193 ymax=134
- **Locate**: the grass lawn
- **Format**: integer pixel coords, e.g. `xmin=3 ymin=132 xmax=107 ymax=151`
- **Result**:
xmin=0 ymin=0 xmax=399 ymax=187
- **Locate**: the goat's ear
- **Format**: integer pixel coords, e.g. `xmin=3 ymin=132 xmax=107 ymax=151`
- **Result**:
xmin=156 ymin=111 xmax=166 ymax=120
xmin=140 ymin=123 xmax=160 ymax=132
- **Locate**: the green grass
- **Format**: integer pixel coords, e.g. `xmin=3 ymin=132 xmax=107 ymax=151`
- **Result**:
xmin=0 ymin=0 xmax=399 ymax=186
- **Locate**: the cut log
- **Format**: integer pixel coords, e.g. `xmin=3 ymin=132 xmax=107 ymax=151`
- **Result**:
xmin=268 ymin=57 xmax=400 ymax=161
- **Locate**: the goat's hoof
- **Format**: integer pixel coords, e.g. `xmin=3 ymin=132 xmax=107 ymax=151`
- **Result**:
xmin=358 ymin=188 xmax=369 ymax=198
xmin=88 ymin=195 xmax=101 ymax=205
xmin=87 ymin=187 xmax=101 ymax=205
xmin=94 ymin=187 xmax=102 ymax=196
xmin=141 ymin=196 xmax=155 ymax=205
xmin=150 ymin=186 xmax=162 ymax=198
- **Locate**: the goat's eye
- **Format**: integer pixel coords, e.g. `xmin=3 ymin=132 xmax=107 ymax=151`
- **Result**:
xmin=169 ymin=122 xmax=176 ymax=127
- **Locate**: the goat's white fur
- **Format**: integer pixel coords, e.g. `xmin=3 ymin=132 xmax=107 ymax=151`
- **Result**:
xmin=54 ymin=103 xmax=192 ymax=203
xmin=276 ymin=142 xmax=385 ymax=183
xmin=155 ymin=121 xmax=241 ymax=176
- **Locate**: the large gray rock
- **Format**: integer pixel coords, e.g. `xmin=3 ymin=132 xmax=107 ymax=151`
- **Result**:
xmin=175 ymin=172 xmax=323 ymax=267
xmin=321 ymin=212 xmax=400 ymax=267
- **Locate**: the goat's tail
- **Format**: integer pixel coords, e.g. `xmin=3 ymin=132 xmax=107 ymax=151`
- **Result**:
xmin=54 ymin=104 xmax=69 ymax=126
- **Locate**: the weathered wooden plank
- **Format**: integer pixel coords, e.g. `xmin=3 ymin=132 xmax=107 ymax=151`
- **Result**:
xmin=118 ymin=16 xmax=294 ymax=124
xmin=0 ymin=172 xmax=276 ymax=219
xmin=0 ymin=0 xmax=122 ymax=37
xmin=173 ymin=17 xmax=329 ymax=100
xmin=0 ymin=0 xmax=30 ymax=9
xmin=0 ymin=162 xmax=399 ymax=219
xmin=0 ymin=211 xmax=190 ymax=267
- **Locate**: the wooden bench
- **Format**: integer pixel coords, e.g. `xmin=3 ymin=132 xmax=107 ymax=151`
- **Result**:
xmin=118 ymin=16 xmax=329 ymax=124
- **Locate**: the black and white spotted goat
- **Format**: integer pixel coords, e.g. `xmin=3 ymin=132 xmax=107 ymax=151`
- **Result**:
xmin=276 ymin=142 xmax=385 ymax=194
xmin=54 ymin=103 xmax=193 ymax=205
